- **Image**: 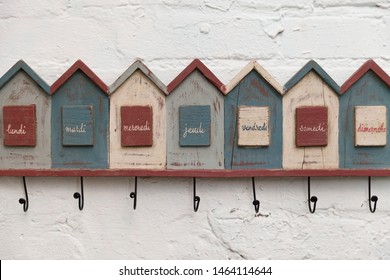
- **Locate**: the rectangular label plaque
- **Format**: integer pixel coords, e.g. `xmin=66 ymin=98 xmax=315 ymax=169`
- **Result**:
xmin=355 ymin=106 xmax=387 ymax=146
xmin=237 ymin=106 xmax=270 ymax=147
xmin=179 ymin=105 xmax=211 ymax=147
xmin=3 ymin=105 xmax=36 ymax=146
xmin=121 ymin=106 xmax=153 ymax=147
xmin=296 ymin=106 xmax=328 ymax=147
xmin=62 ymin=105 xmax=94 ymax=146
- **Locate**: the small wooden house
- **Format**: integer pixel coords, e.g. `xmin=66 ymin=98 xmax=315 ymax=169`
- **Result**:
xmin=50 ymin=60 xmax=109 ymax=169
xmin=283 ymin=60 xmax=340 ymax=169
xmin=166 ymin=59 xmax=225 ymax=169
xmin=109 ymin=60 xmax=168 ymax=169
xmin=224 ymin=61 xmax=283 ymax=169
xmin=0 ymin=60 xmax=51 ymax=169
xmin=339 ymin=60 xmax=390 ymax=168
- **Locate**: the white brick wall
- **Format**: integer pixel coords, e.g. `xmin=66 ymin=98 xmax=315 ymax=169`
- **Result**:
xmin=0 ymin=0 xmax=390 ymax=259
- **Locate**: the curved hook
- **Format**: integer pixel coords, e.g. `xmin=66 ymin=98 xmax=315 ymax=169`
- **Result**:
xmin=308 ymin=177 xmax=318 ymax=214
xmin=193 ymin=177 xmax=200 ymax=212
xmin=368 ymin=176 xmax=378 ymax=213
xmin=130 ymin=176 xmax=137 ymax=210
xmin=73 ymin=177 xmax=84 ymax=211
xmin=19 ymin=176 xmax=29 ymax=212
xmin=252 ymin=177 xmax=260 ymax=214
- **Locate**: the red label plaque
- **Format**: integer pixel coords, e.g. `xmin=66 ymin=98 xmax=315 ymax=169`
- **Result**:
xmin=296 ymin=106 xmax=328 ymax=147
xmin=3 ymin=105 xmax=37 ymax=146
xmin=121 ymin=106 xmax=153 ymax=147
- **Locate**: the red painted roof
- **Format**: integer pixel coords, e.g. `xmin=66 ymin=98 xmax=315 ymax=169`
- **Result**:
xmin=50 ymin=59 xmax=108 ymax=94
xmin=340 ymin=59 xmax=390 ymax=94
xmin=167 ymin=59 xmax=224 ymax=94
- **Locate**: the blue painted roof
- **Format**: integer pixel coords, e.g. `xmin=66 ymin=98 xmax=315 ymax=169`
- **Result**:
xmin=284 ymin=60 xmax=340 ymax=94
xmin=0 ymin=60 xmax=50 ymax=95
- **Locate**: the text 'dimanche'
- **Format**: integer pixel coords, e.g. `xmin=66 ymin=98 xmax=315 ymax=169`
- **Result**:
xmin=355 ymin=106 xmax=387 ymax=146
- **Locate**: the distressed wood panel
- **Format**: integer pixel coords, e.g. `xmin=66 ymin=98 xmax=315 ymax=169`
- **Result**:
xmin=224 ymin=70 xmax=282 ymax=169
xmin=62 ymin=106 xmax=94 ymax=146
xmin=283 ymin=71 xmax=339 ymax=169
xmin=0 ymin=70 xmax=51 ymax=169
xmin=355 ymin=106 xmax=386 ymax=146
xmin=295 ymin=106 xmax=328 ymax=147
xmin=3 ymin=105 xmax=36 ymax=146
xmin=51 ymin=70 xmax=109 ymax=169
xmin=339 ymin=70 xmax=390 ymax=168
xmin=237 ymin=106 xmax=270 ymax=147
xmin=179 ymin=105 xmax=211 ymax=147
xmin=109 ymin=69 xmax=166 ymax=169
xmin=6 ymin=168 xmax=390 ymax=178
xmin=121 ymin=105 xmax=153 ymax=147
xmin=166 ymin=70 xmax=224 ymax=169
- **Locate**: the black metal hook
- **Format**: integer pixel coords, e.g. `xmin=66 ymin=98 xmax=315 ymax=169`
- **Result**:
xmin=252 ymin=177 xmax=260 ymax=213
xmin=73 ymin=177 xmax=84 ymax=211
xmin=19 ymin=176 xmax=29 ymax=212
xmin=193 ymin=177 xmax=200 ymax=212
xmin=130 ymin=177 xmax=137 ymax=210
xmin=308 ymin=177 xmax=318 ymax=214
xmin=368 ymin=176 xmax=378 ymax=213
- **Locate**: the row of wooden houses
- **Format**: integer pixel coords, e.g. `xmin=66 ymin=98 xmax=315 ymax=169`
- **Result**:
xmin=0 ymin=58 xmax=389 ymax=170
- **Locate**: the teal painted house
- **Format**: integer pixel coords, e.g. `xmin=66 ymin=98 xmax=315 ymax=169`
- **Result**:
xmin=224 ymin=61 xmax=283 ymax=169
xmin=50 ymin=60 xmax=109 ymax=169
xmin=339 ymin=60 xmax=390 ymax=168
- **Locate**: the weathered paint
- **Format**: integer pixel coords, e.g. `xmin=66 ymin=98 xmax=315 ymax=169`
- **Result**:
xmin=109 ymin=61 xmax=167 ymax=169
xmin=121 ymin=105 xmax=153 ymax=147
xmin=0 ymin=60 xmax=51 ymax=169
xmin=295 ymin=106 xmax=328 ymax=147
xmin=237 ymin=106 xmax=270 ymax=147
xmin=179 ymin=105 xmax=211 ymax=147
xmin=51 ymin=60 xmax=109 ymax=169
xmin=3 ymin=105 xmax=36 ymax=146
xmin=339 ymin=60 xmax=390 ymax=168
xmin=283 ymin=61 xmax=340 ymax=169
xmin=354 ymin=106 xmax=386 ymax=146
xmin=224 ymin=66 xmax=283 ymax=169
xmin=167 ymin=60 xmax=224 ymax=170
xmin=62 ymin=105 xmax=94 ymax=146
xmin=5 ymin=168 xmax=390 ymax=178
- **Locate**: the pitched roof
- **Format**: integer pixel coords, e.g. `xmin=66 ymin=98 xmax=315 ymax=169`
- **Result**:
xmin=109 ymin=60 xmax=168 ymax=95
xmin=284 ymin=60 xmax=340 ymax=94
xmin=340 ymin=59 xmax=390 ymax=94
xmin=167 ymin=59 xmax=224 ymax=94
xmin=51 ymin=59 xmax=108 ymax=94
xmin=223 ymin=60 xmax=283 ymax=95
xmin=0 ymin=60 xmax=50 ymax=94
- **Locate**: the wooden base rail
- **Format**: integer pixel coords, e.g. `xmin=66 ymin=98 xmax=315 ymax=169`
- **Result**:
xmin=2 ymin=169 xmax=390 ymax=177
